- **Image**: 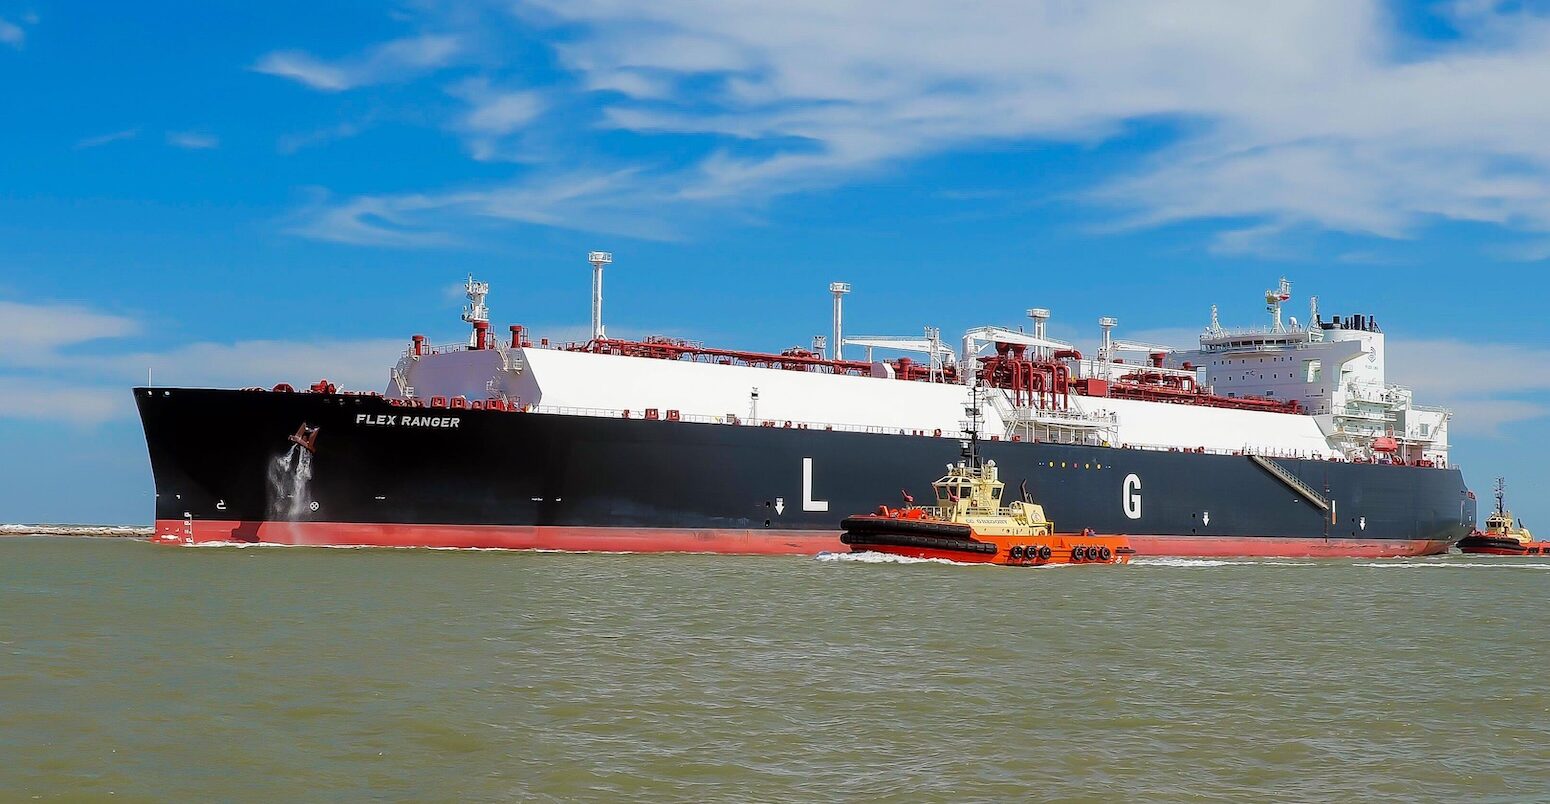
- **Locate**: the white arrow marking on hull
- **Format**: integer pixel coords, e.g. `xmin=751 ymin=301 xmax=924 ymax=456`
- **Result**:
xmin=775 ymin=497 xmax=785 ymax=515
xmin=803 ymin=458 xmax=829 ymax=512
xmin=1202 ymin=511 xmax=1209 ymax=526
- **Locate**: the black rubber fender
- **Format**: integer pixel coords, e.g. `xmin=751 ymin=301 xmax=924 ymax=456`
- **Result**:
xmin=1071 ymin=546 xmax=1085 ymax=562
xmin=1037 ymin=545 xmax=1052 ymax=561
xmin=839 ymin=515 xmax=974 ymax=540
xmin=1099 ymin=546 xmax=1113 ymax=561
xmin=840 ymin=530 xmax=997 ymax=555
xmin=1009 ymin=545 xmax=1025 ymax=560
xmin=1084 ymin=545 xmax=1101 ymax=561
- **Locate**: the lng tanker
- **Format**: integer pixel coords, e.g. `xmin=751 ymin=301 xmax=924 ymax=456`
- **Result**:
xmin=137 ymin=263 xmax=1476 ymax=556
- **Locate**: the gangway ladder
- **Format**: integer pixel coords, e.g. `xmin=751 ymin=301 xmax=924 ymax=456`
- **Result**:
xmin=1249 ymin=455 xmax=1330 ymax=512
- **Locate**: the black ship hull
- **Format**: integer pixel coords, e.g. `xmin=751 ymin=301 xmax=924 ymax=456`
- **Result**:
xmin=135 ymin=388 xmax=1476 ymax=556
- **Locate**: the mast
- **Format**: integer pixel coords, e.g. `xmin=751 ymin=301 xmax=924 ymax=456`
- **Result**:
xmin=1495 ymin=476 xmax=1506 ymax=517
xmin=962 ymin=384 xmax=983 ymax=468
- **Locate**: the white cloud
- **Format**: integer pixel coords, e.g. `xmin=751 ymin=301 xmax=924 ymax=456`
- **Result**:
xmin=290 ymin=168 xmax=687 ymax=245
xmin=75 ymin=128 xmax=139 ymax=149
xmin=0 ymin=16 xmax=23 ymax=48
xmin=277 ymin=121 xmax=366 ymax=154
xmin=456 ymin=84 xmax=544 ymax=136
xmin=254 ymin=33 xmax=462 ymax=91
xmin=1387 ymin=337 xmax=1550 ymax=436
xmin=448 ymin=78 xmax=547 ymax=161
xmin=286 ymin=1 xmax=1550 ymax=252
xmin=118 ymin=339 xmax=403 ymax=392
xmin=0 ymin=299 xmax=140 ymax=353
xmin=253 ymin=51 xmax=352 ymax=91
xmin=0 ymin=299 xmax=405 ymax=424
xmin=166 ymin=131 xmax=219 ymax=149
xmin=0 ymin=378 xmax=123 ymax=425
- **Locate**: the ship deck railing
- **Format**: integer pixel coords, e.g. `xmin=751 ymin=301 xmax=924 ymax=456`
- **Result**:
xmin=512 ymin=403 xmax=1450 ymax=467
xmin=524 ymin=403 xmax=941 ymax=437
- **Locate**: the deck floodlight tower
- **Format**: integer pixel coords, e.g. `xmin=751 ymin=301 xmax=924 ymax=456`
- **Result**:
xmin=1027 ymin=307 xmax=1051 ymax=359
xmin=1098 ymin=316 xmax=1118 ymax=374
xmin=829 ymin=282 xmax=851 ymax=361
xmin=587 ymin=251 xmax=613 ymax=342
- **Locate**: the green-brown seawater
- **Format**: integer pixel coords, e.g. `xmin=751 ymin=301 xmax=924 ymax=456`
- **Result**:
xmin=2 ymin=536 xmax=1547 ymax=801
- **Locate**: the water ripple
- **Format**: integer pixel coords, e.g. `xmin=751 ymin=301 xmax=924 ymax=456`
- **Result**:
xmin=1 ymin=538 xmax=1547 ymax=800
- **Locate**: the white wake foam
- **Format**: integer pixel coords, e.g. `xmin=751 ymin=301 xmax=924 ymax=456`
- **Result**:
xmin=1130 ymin=557 xmax=1254 ymax=567
xmin=1354 ymin=561 xmax=1550 ymax=569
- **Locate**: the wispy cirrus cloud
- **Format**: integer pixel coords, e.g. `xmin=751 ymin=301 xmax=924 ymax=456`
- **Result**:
xmin=1386 ymin=338 xmax=1550 ymax=437
xmin=0 ymin=300 xmax=140 ymax=351
xmin=277 ymin=120 xmax=367 ymax=154
xmin=254 ymin=33 xmax=463 ymax=92
xmin=448 ymin=78 xmax=547 ymax=161
xmin=75 ymin=128 xmax=139 ymax=149
xmin=289 ymin=168 xmax=686 ymax=246
xmin=282 ymin=1 xmax=1550 ymax=257
xmin=0 ymin=298 xmax=404 ymax=424
xmin=0 ymin=15 xmax=24 ymax=48
xmin=166 ymin=130 xmax=219 ymax=149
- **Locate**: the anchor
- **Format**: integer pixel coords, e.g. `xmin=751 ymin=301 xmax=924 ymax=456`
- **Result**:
xmin=288 ymin=423 xmax=320 ymax=454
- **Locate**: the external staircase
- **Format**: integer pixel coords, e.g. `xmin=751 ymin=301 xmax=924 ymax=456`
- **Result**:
xmin=1249 ymin=455 xmax=1330 ymax=512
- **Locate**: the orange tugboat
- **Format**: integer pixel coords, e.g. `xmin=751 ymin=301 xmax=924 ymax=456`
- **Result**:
xmin=839 ymin=389 xmax=1133 ymax=566
xmin=1457 ymin=478 xmax=1546 ymax=556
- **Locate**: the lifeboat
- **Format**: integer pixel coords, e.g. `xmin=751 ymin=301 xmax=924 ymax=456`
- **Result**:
xmin=1458 ymin=478 xmax=1546 ymax=556
xmin=838 ymin=410 xmax=1132 ymax=566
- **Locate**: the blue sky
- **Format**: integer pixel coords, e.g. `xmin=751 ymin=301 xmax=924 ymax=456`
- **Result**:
xmin=3 ymin=0 xmax=1550 ymax=526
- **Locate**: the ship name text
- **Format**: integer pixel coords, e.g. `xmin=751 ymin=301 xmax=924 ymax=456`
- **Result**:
xmin=355 ymin=413 xmax=462 ymax=429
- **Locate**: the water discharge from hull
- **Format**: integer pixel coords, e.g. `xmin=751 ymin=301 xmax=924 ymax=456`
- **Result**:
xmin=266 ymin=444 xmax=314 ymax=523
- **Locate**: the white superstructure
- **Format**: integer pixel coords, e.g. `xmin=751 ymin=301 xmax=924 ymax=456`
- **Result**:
xmin=1176 ymin=280 xmax=1449 ymax=465
xmin=385 ymin=274 xmax=1450 ymax=467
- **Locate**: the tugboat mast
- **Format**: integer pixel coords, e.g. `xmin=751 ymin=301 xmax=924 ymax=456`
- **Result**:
xmin=961 ymin=384 xmax=984 ymax=468
xmin=1495 ymin=476 xmax=1507 ymax=517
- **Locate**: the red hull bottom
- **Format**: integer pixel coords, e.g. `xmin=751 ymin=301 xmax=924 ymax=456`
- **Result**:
xmin=1457 ymin=544 xmax=1550 ymax=556
xmin=154 ymin=519 xmax=845 ymax=555
xmin=154 ymin=520 xmax=1451 ymax=558
xmin=1123 ymin=534 xmax=1450 ymax=558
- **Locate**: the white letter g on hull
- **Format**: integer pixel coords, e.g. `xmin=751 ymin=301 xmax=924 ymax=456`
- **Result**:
xmin=1123 ymin=473 xmax=1142 ymax=520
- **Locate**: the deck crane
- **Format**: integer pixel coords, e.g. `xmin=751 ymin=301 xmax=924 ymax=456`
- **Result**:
xmin=1111 ymin=340 xmax=1176 ymax=355
xmin=844 ymin=327 xmax=956 ymax=382
xmin=1110 ymin=340 xmax=1182 ymax=371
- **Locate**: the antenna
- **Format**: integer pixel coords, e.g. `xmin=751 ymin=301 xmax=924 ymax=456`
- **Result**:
xmin=462 ymin=275 xmax=491 ymax=348
xmin=1265 ymin=277 xmax=1292 ymax=333
xmin=961 ymin=384 xmax=983 ymax=468
xmin=829 ymin=282 xmax=850 ymax=361
xmin=587 ymin=251 xmax=613 ymax=341
xmin=1208 ymin=304 xmax=1222 ymax=335
xmin=1496 ymin=476 xmax=1506 ymax=517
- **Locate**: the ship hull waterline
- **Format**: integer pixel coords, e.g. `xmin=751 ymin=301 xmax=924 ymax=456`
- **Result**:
xmin=137 ymin=387 xmax=1475 ymax=558
xmin=150 ymin=519 xmax=1452 ymax=557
